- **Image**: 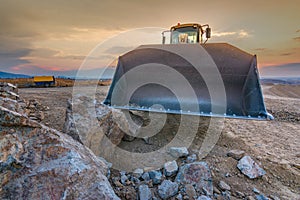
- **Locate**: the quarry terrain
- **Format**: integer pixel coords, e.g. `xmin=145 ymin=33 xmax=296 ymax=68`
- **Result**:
xmin=1 ymin=83 xmax=299 ymax=199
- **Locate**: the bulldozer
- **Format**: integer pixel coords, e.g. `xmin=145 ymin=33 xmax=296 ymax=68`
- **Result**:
xmin=103 ymin=23 xmax=273 ymax=120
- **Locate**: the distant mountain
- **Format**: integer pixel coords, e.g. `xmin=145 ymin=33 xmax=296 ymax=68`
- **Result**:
xmin=0 ymin=71 xmax=32 ymax=79
xmin=261 ymin=77 xmax=300 ymax=85
xmin=0 ymin=67 xmax=115 ymax=80
xmin=259 ymin=63 xmax=300 ymax=78
xmin=32 ymin=68 xmax=115 ymax=79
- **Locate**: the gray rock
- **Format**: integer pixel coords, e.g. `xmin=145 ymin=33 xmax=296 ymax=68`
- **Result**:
xmin=164 ymin=160 xmax=178 ymax=177
xmin=142 ymin=172 xmax=151 ymax=181
xmin=253 ymin=187 xmax=260 ymax=194
xmin=120 ymin=174 xmax=128 ymax=185
xmin=256 ymin=194 xmax=269 ymax=200
xmin=269 ymin=195 xmax=280 ymax=200
xmin=176 ymin=193 xmax=183 ymax=200
xmin=130 ymin=176 xmax=140 ymax=184
xmin=187 ymin=154 xmax=197 ymax=163
xmin=149 ymin=170 xmax=163 ymax=184
xmin=158 ymin=180 xmax=179 ymax=199
xmin=197 ymin=195 xmax=212 ymax=200
xmin=246 ymin=196 xmax=256 ymax=200
xmin=139 ymin=184 xmax=152 ymax=200
xmin=213 ymin=187 xmax=221 ymax=194
xmin=236 ymin=191 xmax=245 ymax=198
xmin=184 ymin=184 xmax=197 ymax=199
xmin=237 ymin=156 xmax=266 ymax=179
xmin=120 ymin=171 xmax=126 ymax=176
xmin=169 ymin=147 xmax=189 ymax=158
xmin=175 ymin=162 xmax=213 ymax=196
xmin=219 ymin=180 xmax=231 ymax=191
xmin=133 ymin=168 xmax=144 ymax=178
xmin=227 ymin=149 xmax=245 ymax=160
xmin=221 ymin=191 xmax=231 ymax=200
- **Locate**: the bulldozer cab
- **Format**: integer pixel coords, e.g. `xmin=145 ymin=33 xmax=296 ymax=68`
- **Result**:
xmin=163 ymin=23 xmax=211 ymax=44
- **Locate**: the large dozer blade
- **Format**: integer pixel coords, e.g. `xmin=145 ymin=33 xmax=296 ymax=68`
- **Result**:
xmin=103 ymin=43 xmax=273 ymax=120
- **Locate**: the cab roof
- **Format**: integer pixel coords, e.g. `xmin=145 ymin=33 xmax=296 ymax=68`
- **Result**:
xmin=170 ymin=23 xmax=202 ymax=30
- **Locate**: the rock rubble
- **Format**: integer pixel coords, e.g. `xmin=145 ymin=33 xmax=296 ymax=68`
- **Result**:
xmin=0 ymin=83 xmax=119 ymax=199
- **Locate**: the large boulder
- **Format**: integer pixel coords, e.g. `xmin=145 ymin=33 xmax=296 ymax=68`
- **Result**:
xmin=0 ymin=86 xmax=119 ymax=199
xmin=63 ymin=95 xmax=142 ymax=155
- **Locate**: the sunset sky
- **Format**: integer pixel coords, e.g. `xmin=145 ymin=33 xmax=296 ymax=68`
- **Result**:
xmin=0 ymin=0 xmax=299 ymax=76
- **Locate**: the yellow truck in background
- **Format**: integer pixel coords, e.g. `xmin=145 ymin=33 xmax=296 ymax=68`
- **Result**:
xmin=33 ymin=76 xmax=55 ymax=87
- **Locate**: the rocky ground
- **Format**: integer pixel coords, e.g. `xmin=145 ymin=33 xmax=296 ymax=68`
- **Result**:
xmin=13 ymin=84 xmax=300 ymax=200
xmin=0 ymin=83 xmax=119 ymax=199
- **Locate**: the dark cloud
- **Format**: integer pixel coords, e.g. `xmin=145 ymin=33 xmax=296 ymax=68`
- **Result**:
xmin=296 ymin=30 xmax=300 ymax=33
xmin=104 ymin=46 xmax=136 ymax=55
xmin=280 ymin=52 xmax=293 ymax=56
xmin=293 ymin=37 xmax=300 ymax=42
xmin=29 ymin=48 xmax=60 ymax=58
xmin=254 ymin=48 xmax=267 ymax=51
xmin=58 ymin=55 xmax=86 ymax=60
xmin=0 ymin=57 xmax=30 ymax=70
xmin=0 ymin=45 xmax=31 ymax=70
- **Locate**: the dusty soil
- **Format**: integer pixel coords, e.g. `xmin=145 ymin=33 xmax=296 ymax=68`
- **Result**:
xmin=19 ymin=84 xmax=300 ymax=199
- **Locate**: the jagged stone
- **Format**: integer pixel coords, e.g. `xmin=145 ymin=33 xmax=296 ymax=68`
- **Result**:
xmin=269 ymin=195 xmax=280 ymax=200
xmin=0 ymin=83 xmax=19 ymax=100
xmin=158 ymin=180 xmax=178 ymax=199
xmin=164 ymin=160 xmax=178 ymax=177
xmin=256 ymin=194 xmax=269 ymax=200
xmin=227 ymin=149 xmax=245 ymax=160
xmin=142 ymin=172 xmax=151 ymax=181
xmin=253 ymin=187 xmax=260 ymax=194
xmin=185 ymin=184 xmax=197 ymax=199
xmin=175 ymin=162 xmax=213 ymax=196
xmin=0 ymin=97 xmax=24 ymax=114
xmin=187 ymin=154 xmax=197 ymax=163
xmin=149 ymin=170 xmax=163 ymax=184
xmin=219 ymin=180 xmax=231 ymax=191
xmin=246 ymin=196 xmax=256 ymax=200
xmin=235 ymin=191 xmax=245 ymax=198
xmin=221 ymin=190 xmax=231 ymax=200
xmin=139 ymin=184 xmax=152 ymax=200
xmin=213 ymin=187 xmax=221 ymax=194
xmin=133 ymin=168 xmax=144 ymax=178
xmin=197 ymin=195 xmax=212 ymax=200
xmin=176 ymin=193 xmax=183 ymax=200
xmin=237 ymin=156 xmax=266 ymax=179
xmin=120 ymin=174 xmax=128 ymax=185
xmin=169 ymin=147 xmax=189 ymax=158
